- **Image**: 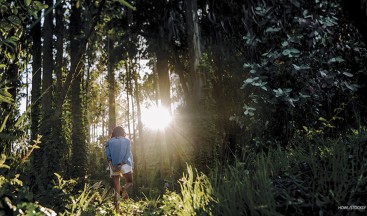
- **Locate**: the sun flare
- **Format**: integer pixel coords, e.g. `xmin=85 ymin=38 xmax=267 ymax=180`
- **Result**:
xmin=141 ymin=106 xmax=172 ymax=130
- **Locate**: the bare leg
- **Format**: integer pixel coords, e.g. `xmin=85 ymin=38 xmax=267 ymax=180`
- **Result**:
xmin=111 ymin=175 xmax=121 ymax=213
xmin=123 ymin=172 xmax=133 ymax=189
xmin=120 ymin=173 xmax=133 ymax=199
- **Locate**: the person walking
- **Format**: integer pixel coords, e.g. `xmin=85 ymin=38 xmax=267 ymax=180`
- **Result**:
xmin=105 ymin=126 xmax=133 ymax=213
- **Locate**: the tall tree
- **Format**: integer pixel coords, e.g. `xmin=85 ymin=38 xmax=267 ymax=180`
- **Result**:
xmin=38 ymin=0 xmax=54 ymax=187
xmin=53 ymin=0 xmax=68 ymax=173
xmin=156 ymin=27 xmax=171 ymax=109
xmin=185 ymin=0 xmax=202 ymax=105
xmin=69 ymin=0 xmax=88 ymax=179
xmin=30 ymin=10 xmax=43 ymax=189
xmin=107 ymin=30 xmax=116 ymax=133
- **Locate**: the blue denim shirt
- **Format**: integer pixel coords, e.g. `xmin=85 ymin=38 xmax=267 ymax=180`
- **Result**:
xmin=105 ymin=137 xmax=133 ymax=167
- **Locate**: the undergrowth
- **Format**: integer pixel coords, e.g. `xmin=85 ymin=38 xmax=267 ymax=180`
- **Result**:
xmin=1 ymin=130 xmax=366 ymax=215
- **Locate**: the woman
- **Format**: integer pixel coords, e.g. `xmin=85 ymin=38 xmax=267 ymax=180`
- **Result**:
xmin=105 ymin=126 xmax=133 ymax=213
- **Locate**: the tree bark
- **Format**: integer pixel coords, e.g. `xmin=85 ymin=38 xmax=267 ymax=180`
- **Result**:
xmin=185 ymin=0 xmax=202 ymax=105
xmin=69 ymin=0 xmax=88 ymax=180
xmin=53 ymin=0 xmax=106 ymax=119
xmin=53 ymin=0 xmax=67 ymax=173
xmin=156 ymin=33 xmax=171 ymax=109
xmin=133 ymin=64 xmax=143 ymax=185
xmin=30 ymin=10 xmax=43 ymax=190
xmin=107 ymin=35 xmax=116 ymax=133
xmin=30 ymin=14 xmax=42 ymax=146
xmin=39 ymin=0 xmax=54 ymax=188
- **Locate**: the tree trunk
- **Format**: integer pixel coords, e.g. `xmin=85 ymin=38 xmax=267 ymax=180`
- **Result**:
xmin=53 ymin=0 xmax=106 ymax=120
xmin=39 ymin=0 xmax=54 ymax=188
xmin=133 ymin=64 xmax=143 ymax=185
xmin=53 ymin=1 xmax=67 ymax=173
xmin=107 ymin=36 xmax=116 ymax=133
xmin=156 ymin=29 xmax=171 ymax=109
xmin=125 ymin=61 xmax=132 ymax=139
xmin=69 ymin=0 xmax=87 ymax=180
xmin=30 ymin=12 xmax=42 ymax=152
xmin=185 ymin=0 xmax=202 ymax=105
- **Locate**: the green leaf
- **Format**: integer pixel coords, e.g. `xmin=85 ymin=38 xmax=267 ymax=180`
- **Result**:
xmin=244 ymin=63 xmax=253 ymax=68
xmin=0 ymin=87 xmax=14 ymax=104
xmin=255 ymin=7 xmax=262 ymax=11
xmin=289 ymin=48 xmax=300 ymax=54
xmin=0 ymin=114 xmax=10 ymax=133
xmin=8 ymin=16 xmax=21 ymax=26
xmin=288 ymin=98 xmax=298 ymax=107
xmin=113 ymin=0 xmax=136 ymax=11
xmin=292 ymin=64 xmax=300 ymax=70
xmin=319 ymin=117 xmax=327 ymax=122
xmin=343 ymin=82 xmax=357 ymax=91
xmin=0 ymin=154 xmax=10 ymax=169
xmin=265 ymin=27 xmax=281 ymax=33
xmin=299 ymin=92 xmax=311 ymax=98
xmin=244 ymin=104 xmax=256 ymax=116
xmin=1 ymin=36 xmax=19 ymax=48
xmin=33 ymin=1 xmax=48 ymax=10
xmin=282 ymin=49 xmax=290 ymax=56
xmin=342 ymin=72 xmax=353 ymax=77
xmin=291 ymin=0 xmax=301 ymax=8
xmin=293 ymin=64 xmax=310 ymax=70
xmin=328 ymin=56 xmax=345 ymax=63
xmin=281 ymin=41 xmax=288 ymax=47
xmin=303 ymin=10 xmax=309 ymax=17
xmin=25 ymin=0 xmax=32 ymax=6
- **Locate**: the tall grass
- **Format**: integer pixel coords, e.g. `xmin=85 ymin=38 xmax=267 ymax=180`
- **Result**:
xmin=288 ymin=132 xmax=367 ymax=214
xmin=160 ymin=164 xmax=216 ymax=216
xmin=210 ymin=151 xmax=281 ymax=215
xmin=208 ymin=130 xmax=367 ymax=215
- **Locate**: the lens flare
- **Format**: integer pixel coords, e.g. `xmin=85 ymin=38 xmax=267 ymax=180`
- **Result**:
xmin=141 ymin=106 xmax=172 ymax=130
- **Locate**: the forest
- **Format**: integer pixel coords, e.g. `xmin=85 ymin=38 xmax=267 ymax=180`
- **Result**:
xmin=1 ymin=0 xmax=367 ymax=215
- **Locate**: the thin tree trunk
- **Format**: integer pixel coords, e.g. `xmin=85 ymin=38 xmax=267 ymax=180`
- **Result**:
xmin=156 ymin=28 xmax=171 ymax=109
xmin=53 ymin=0 xmax=106 ymax=120
xmin=173 ymin=55 xmax=190 ymax=102
xmin=134 ymin=61 xmax=144 ymax=184
xmin=107 ymin=35 xmax=116 ymax=133
xmin=185 ymin=0 xmax=202 ymax=105
xmin=125 ymin=61 xmax=132 ymax=139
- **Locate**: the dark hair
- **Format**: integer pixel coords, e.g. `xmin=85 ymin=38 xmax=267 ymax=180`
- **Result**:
xmin=111 ymin=126 xmax=126 ymax=138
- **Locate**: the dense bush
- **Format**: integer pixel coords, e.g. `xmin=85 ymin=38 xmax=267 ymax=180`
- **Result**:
xmin=240 ymin=0 xmax=367 ymax=147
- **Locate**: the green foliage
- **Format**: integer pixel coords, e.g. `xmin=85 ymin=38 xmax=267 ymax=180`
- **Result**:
xmin=112 ymin=0 xmax=136 ymax=11
xmin=240 ymin=0 xmax=367 ymax=146
xmin=160 ymin=164 xmax=216 ymax=216
xmin=59 ymin=179 xmax=104 ymax=216
xmin=0 ymin=0 xmax=47 ymax=154
xmin=0 ymin=0 xmax=47 ymax=60
xmin=0 ymin=154 xmax=57 ymax=215
xmin=0 ymin=85 xmax=14 ymax=134
xmin=190 ymin=54 xmax=222 ymax=171
xmin=287 ymin=131 xmax=367 ymax=212
xmin=210 ymin=155 xmax=278 ymax=215
xmin=208 ymin=130 xmax=367 ymax=215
